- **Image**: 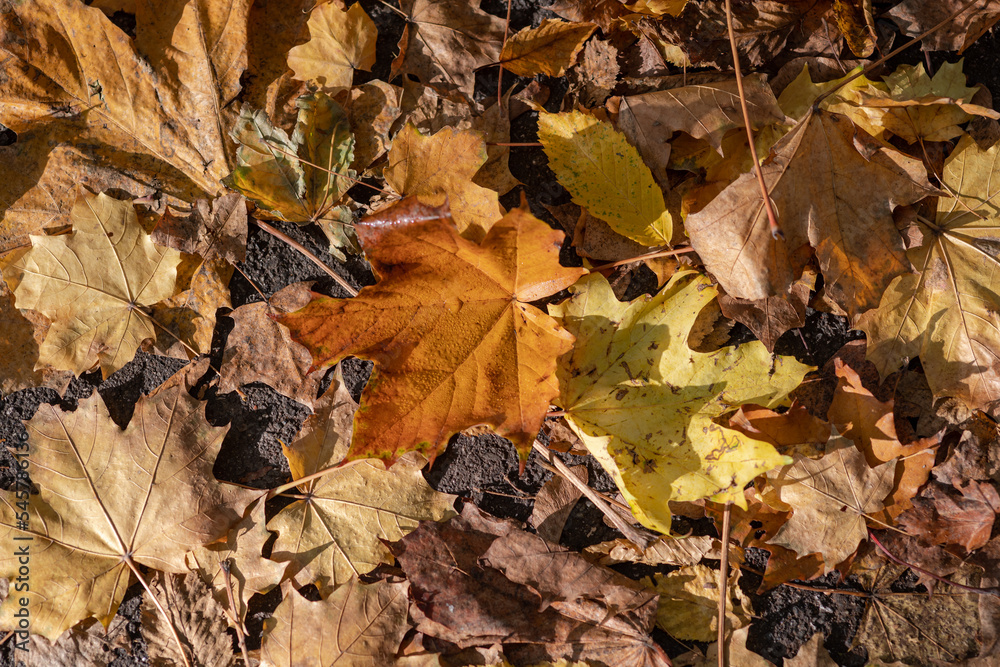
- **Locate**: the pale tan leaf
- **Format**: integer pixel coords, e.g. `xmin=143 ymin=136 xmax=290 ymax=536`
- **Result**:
xmin=141 ymin=572 xmax=238 ymax=667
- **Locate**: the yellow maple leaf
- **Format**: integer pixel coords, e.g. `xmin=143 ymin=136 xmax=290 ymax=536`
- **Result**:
xmin=287 ymin=1 xmax=378 ymax=94
xmin=552 ymin=271 xmax=811 ymax=534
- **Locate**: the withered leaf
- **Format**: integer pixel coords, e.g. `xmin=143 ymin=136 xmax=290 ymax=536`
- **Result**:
xmin=887 ymin=0 xmax=1000 ymax=53
xmin=278 ymin=200 xmax=585 ymax=464
xmin=141 ymin=572 xmax=237 ymax=667
xmin=392 ymin=505 xmax=671 ymax=667
xmin=499 ymin=19 xmax=597 ymax=78
xmin=151 ymin=194 xmax=248 ymax=265
xmin=0 ymin=361 xmax=258 ymax=640
xmin=899 ymin=480 xmax=1000 ymax=552
xmin=287 ymin=1 xmax=378 ymax=94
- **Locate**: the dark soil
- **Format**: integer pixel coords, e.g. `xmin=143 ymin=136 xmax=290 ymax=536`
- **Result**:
xmin=4 ymin=1 xmax=998 ymax=666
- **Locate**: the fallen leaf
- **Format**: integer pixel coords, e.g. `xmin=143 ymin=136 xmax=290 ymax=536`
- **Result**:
xmin=645 ymin=564 xmax=752 ymax=642
xmin=569 ymin=38 xmax=620 ymax=107
xmin=0 ymin=0 xmax=244 ymax=199
xmin=282 ymin=363 xmax=359 ymax=483
xmin=262 ymin=578 xmax=411 ymax=667
xmin=765 ymin=434 xmax=895 ymax=571
xmin=185 ymin=497 xmax=288 ymax=625
xmin=785 ymin=632 xmax=838 ymax=667
xmin=268 ymin=453 xmax=457 ymax=591
xmin=674 ymin=626 xmax=774 ymax=667
xmin=392 ymin=505 xmax=671 ymax=666
xmin=0 ymin=280 xmax=74 ymax=396
xmin=828 ymin=359 xmax=936 ymax=519
xmin=499 ymin=19 xmax=596 ymax=77
xmin=833 ymin=0 xmax=876 ymax=57
xmin=858 ymin=135 xmax=1000 ymax=413
xmin=717 ymin=269 xmax=815 ymax=352
xmin=932 ymin=412 xmax=1000 ymax=487
xmin=855 ymin=61 xmax=1000 ymax=143
xmin=151 ymin=193 xmax=248 ymax=265
xmin=141 ymin=572 xmax=237 ymax=667
xmin=728 ymin=403 xmax=831 ymax=458
xmin=384 ymin=124 xmax=503 ymax=241
xmin=529 ymin=464 xmax=587 ymax=543
xmin=0 ymin=360 xmax=258 ymax=640
xmin=337 ymin=80 xmax=403 ymax=173
xmin=899 ymin=480 xmax=1000 ymax=552
xmin=552 ymin=271 xmax=811 ymax=534
xmin=470 ymin=95 xmax=520 ymax=197
xmin=391 ymin=0 xmax=505 ymax=102
xmin=148 ymin=257 xmax=233 ymax=360
xmin=851 ymin=549 xmax=983 ymax=664
xmin=21 ymin=617 xmax=132 ymax=667
xmin=287 ymin=1 xmax=377 ymax=94
xmin=224 ymin=93 xmax=359 ymax=258
xmin=548 ymin=0 xmax=628 ymax=32
xmin=616 ymin=75 xmax=785 ymax=176
xmin=5 ymin=191 xmax=183 ymax=377
xmin=585 ymin=535 xmax=718 ymax=567
xmin=539 ymin=110 xmax=673 ymax=246
xmin=887 ymin=0 xmax=1000 ymax=53
xmin=278 ymin=199 xmax=585 ymax=465
xmin=685 ymin=109 xmax=935 ymax=319
xmin=220 ymin=282 xmax=323 ymax=409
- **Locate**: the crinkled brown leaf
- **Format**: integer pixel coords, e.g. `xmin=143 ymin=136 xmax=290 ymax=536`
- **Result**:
xmin=22 ymin=616 xmax=132 ymax=667
xmin=530 ymin=465 xmax=587 ymax=543
xmin=0 ymin=360 xmax=258 ymax=640
xmin=337 ymin=81 xmax=403 ymax=173
xmin=262 ymin=579 xmax=411 ymax=667
xmin=391 ymin=0 xmax=505 ymax=102
xmin=899 ymin=480 xmax=1000 ymax=552
xmin=686 ymin=109 xmax=935 ymax=319
xmin=220 ymin=281 xmax=323 ymax=408
xmin=585 ymin=535 xmax=718 ymax=568
xmin=392 ymin=505 xmax=671 ymax=667
xmin=151 ymin=194 xmax=248 ymax=265
xmin=887 ymin=0 xmax=1000 ymax=53
xmin=141 ymin=572 xmax=237 ymax=667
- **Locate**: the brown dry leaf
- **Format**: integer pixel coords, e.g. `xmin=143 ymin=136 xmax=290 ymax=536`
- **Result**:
xmin=149 ymin=257 xmax=234 ymax=360
xmin=530 ymin=465 xmax=587 ymax=543
xmin=471 ymin=96 xmax=520 ymax=197
xmin=282 ymin=363 xmax=359 ymax=484
xmin=674 ymin=626 xmax=774 ymax=667
xmin=728 ymin=403 xmax=831 ymax=458
xmin=585 ymin=535 xmax=718 ymax=567
xmin=717 ymin=267 xmax=815 ymax=352
xmin=22 ymin=616 xmax=132 ymax=667
xmin=392 ymin=0 xmax=506 ymax=102
xmin=337 ymin=80 xmax=403 ymax=173
xmin=499 ymin=19 xmax=597 ymax=78
xmin=932 ymin=413 xmax=1000 ymax=487
xmin=644 ymin=564 xmax=752 ymax=642
xmin=141 ymin=572 xmax=237 ymax=667
xmin=851 ymin=549 xmax=983 ymax=664
xmin=685 ymin=109 xmax=935 ymax=320
xmin=392 ymin=505 xmax=671 ymax=666
xmin=385 ymin=124 xmax=503 ymax=241
xmin=262 ymin=578 xmax=410 ymax=667
xmin=833 ymin=0 xmax=875 ymax=57
xmin=278 ymin=199 xmax=586 ymax=465
xmin=887 ymin=0 xmax=1000 ymax=53
xmin=185 ymin=497 xmax=288 ymax=625
xmin=785 ymin=632 xmax=838 ymax=667
xmin=569 ymin=38 xmax=620 ymax=107
xmin=220 ymin=282 xmax=323 ymax=409
xmin=0 ymin=280 xmax=73 ymax=396
xmin=828 ymin=359 xmax=936 ymax=520
xmin=0 ymin=0 xmax=245 ymax=201
xmin=572 ymin=209 xmax=651 ymax=262
xmin=5 ymin=191 xmax=183 ymax=377
xmin=616 ymin=75 xmax=785 ymax=180
xmin=899 ymin=480 xmax=1000 ymax=552
xmin=765 ymin=434 xmax=895 ymax=571
xmin=548 ymin=0 xmax=629 ymax=32
xmin=287 ymin=1 xmax=377 ymax=94
xmin=0 ymin=360 xmax=258 ymax=640
xmin=151 ymin=194 xmax=248 ymax=265
xmin=268 ymin=453 xmax=457 ymax=592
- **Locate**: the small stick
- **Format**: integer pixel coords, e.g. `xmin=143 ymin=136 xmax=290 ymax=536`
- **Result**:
xmin=717 ymin=501 xmax=732 ymax=667
xmin=253 ymin=220 xmax=359 ymax=297
xmin=531 ymin=440 xmax=656 ymax=550
xmin=221 ymin=560 xmax=252 ymax=666
xmin=724 ymin=0 xmax=782 ymax=240
xmin=589 ymin=246 xmax=697 ymax=272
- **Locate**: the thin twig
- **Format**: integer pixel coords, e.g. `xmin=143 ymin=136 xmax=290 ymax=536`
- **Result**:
xmin=725 ymin=0 xmax=782 ymax=240
xmin=868 ymin=531 xmax=1000 ymax=597
xmin=125 ymin=558 xmax=192 ymax=667
xmin=589 ymin=246 xmax=697 ymax=272
xmin=717 ymin=501 xmax=732 ymax=667
xmin=253 ymin=220 xmax=359 ymax=297
xmin=546 ymin=409 xmax=567 ymax=418
xmin=531 ymin=440 xmax=656 ymax=549
xmin=534 ymin=460 xmax=632 ymax=512
xmin=375 ymin=0 xmax=408 ymax=19
xmin=0 ymin=631 xmax=13 ymax=646
xmin=221 ymin=561 xmax=252 ymax=666
xmin=487 ymin=142 xmax=543 ymax=147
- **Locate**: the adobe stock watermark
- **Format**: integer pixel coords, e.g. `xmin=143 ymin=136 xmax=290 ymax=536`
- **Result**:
xmin=10 ymin=429 xmax=32 ymax=652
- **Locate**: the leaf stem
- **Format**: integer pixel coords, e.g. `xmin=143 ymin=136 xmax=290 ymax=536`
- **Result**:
xmin=589 ymin=246 xmax=696 ymax=272
xmin=220 ymin=560 xmax=252 ymax=666
xmin=124 ymin=559 xmax=192 ymax=667
xmin=252 ymin=220 xmax=359 ymax=297
xmin=724 ymin=0 xmax=782 ymax=240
